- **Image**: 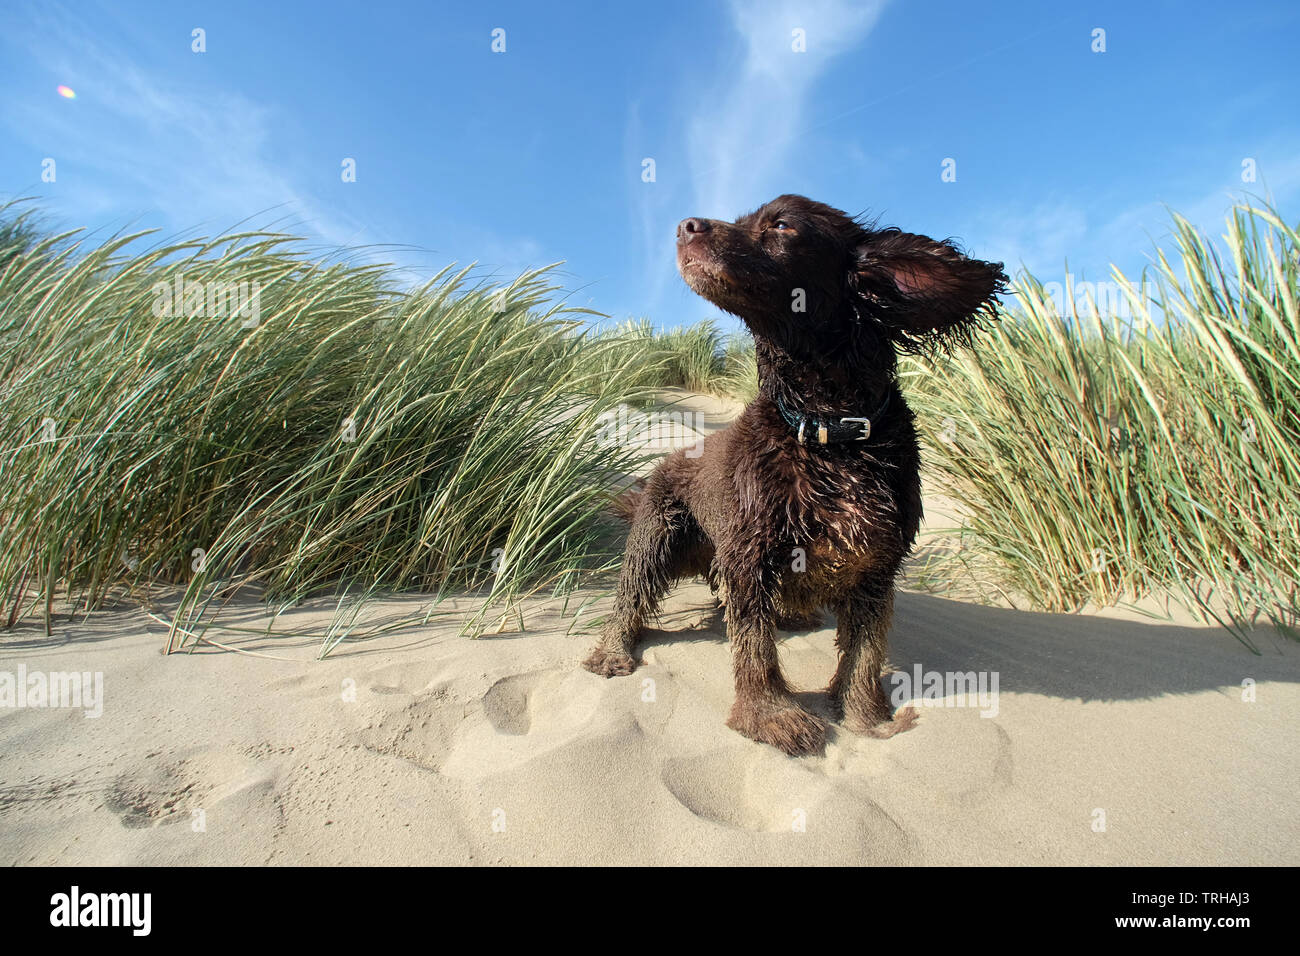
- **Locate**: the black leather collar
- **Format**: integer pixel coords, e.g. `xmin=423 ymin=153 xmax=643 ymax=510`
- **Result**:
xmin=775 ymin=389 xmax=891 ymax=445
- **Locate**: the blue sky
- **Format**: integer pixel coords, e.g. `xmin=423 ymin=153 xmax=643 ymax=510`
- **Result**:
xmin=1 ymin=0 xmax=1297 ymax=330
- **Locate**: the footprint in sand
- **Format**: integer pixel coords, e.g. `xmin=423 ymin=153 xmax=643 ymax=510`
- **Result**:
xmin=105 ymin=749 xmax=276 ymax=829
xmin=659 ymin=748 xmax=914 ymax=859
xmin=482 ymin=672 xmax=544 ymax=735
xmin=827 ymin=707 xmax=1014 ymax=806
xmin=358 ymin=685 xmax=461 ymax=772
xmin=436 ymin=667 xmax=607 ymax=778
xmin=660 ymin=750 xmax=770 ymax=830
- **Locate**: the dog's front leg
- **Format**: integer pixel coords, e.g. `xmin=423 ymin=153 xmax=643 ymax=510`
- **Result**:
xmin=582 ymin=520 xmax=658 ymax=677
xmin=829 ymin=586 xmax=917 ymax=738
xmin=583 ymin=497 xmax=692 ymax=677
xmin=722 ymin=558 xmax=826 ymax=756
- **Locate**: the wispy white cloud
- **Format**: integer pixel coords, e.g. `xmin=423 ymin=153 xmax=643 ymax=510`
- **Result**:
xmin=1 ymin=4 xmax=547 ymax=285
xmin=978 ymin=199 xmax=1091 ymax=280
xmin=5 ymin=7 xmax=353 ymax=243
xmin=686 ymin=0 xmax=890 ymax=217
xmin=981 ymin=145 xmax=1300 ymax=293
xmin=622 ymin=0 xmax=889 ymax=325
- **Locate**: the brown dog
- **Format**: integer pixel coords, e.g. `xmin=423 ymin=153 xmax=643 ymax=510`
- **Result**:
xmin=584 ymin=195 xmax=1005 ymax=755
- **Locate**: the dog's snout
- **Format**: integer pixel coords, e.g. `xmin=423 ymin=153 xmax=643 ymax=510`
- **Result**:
xmin=677 ymin=218 xmax=711 ymax=243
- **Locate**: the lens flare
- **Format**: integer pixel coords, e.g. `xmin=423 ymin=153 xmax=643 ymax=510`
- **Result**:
xmin=56 ymin=85 xmax=76 ymax=99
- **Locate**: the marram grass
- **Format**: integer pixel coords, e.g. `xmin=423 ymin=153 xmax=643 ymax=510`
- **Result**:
xmin=0 ymin=204 xmax=654 ymax=652
xmin=3 ymin=199 xmax=1294 ymax=654
xmin=587 ymin=317 xmax=757 ymax=400
xmin=903 ymin=201 xmax=1299 ymax=647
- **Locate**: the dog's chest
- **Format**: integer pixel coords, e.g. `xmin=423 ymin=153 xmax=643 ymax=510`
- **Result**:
xmin=785 ymin=538 xmax=874 ymax=599
xmin=771 ymin=455 xmax=902 ymax=597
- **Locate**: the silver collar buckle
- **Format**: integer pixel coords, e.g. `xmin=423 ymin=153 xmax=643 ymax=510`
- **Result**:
xmin=839 ymin=417 xmax=872 ymax=441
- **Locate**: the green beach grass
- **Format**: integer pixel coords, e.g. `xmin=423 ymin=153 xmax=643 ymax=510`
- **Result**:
xmin=1 ymin=199 xmax=1295 ymax=653
xmin=586 ymin=317 xmax=757 ymax=399
xmin=903 ymin=201 xmax=1299 ymax=646
xmin=0 ymin=202 xmax=663 ymax=652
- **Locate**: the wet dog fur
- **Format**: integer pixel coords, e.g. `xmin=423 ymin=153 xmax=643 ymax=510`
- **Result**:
xmin=583 ymin=195 xmax=1005 ymax=755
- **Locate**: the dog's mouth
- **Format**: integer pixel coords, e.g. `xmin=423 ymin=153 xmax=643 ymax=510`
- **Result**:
xmin=677 ymin=245 xmax=732 ymax=287
xmin=678 ymin=257 xmax=718 ymax=279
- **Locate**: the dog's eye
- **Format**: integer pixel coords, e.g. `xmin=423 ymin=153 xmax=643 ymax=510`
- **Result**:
xmin=773 ymin=220 xmax=792 ymax=231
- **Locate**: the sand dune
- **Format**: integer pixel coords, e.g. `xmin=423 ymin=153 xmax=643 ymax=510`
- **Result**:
xmin=2 ymin=581 xmax=1295 ymax=866
xmin=1 ymin=391 xmax=1296 ymax=866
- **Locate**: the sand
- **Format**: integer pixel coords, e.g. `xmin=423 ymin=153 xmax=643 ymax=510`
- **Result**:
xmin=2 ymin=391 xmax=1297 ymax=866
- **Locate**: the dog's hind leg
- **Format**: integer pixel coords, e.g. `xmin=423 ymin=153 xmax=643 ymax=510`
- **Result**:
xmin=583 ymin=494 xmax=704 ymax=678
xmin=721 ymin=553 xmax=827 ymax=756
xmin=829 ymin=583 xmax=917 ymax=738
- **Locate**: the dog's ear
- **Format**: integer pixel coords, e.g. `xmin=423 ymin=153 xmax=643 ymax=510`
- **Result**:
xmin=852 ymin=229 xmax=1006 ymax=353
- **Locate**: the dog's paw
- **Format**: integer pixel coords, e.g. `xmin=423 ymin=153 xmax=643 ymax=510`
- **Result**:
xmin=581 ymin=645 xmax=638 ymax=678
xmin=844 ymin=704 xmax=919 ymax=739
xmin=727 ymin=698 xmax=826 ymax=756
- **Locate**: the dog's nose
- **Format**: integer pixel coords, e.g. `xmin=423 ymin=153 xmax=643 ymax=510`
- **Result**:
xmin=677 ymin=218 xmax=711 ymax=243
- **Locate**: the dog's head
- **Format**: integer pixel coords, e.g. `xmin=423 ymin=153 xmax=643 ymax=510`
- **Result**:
xmin=676 ymin=194 xmax=1005 ymax=359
